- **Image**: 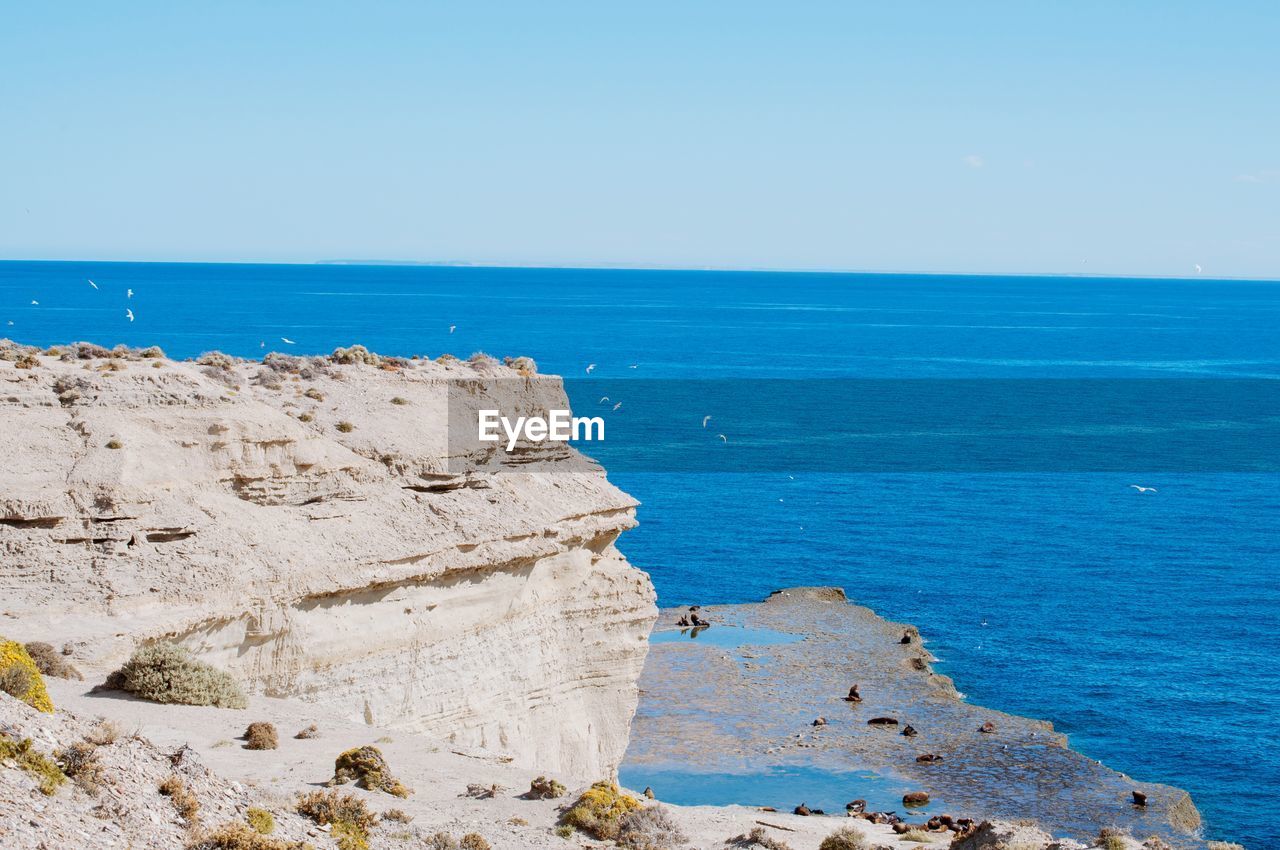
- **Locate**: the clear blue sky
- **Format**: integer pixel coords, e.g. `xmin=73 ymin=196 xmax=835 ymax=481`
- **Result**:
xmin=2 ymin=1 xmax=1277 ymax=277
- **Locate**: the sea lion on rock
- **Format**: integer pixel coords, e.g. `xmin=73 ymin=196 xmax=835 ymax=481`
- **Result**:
xmin=979 ymin=721 xmax=997 ymax=734
xmin=813 ymin=717 xmax=828 ymax=726
xmin=1132 ymin=790 xmax=1148 ymax=807
xmin=916 ymin=753 xmax=943 ymax=764
xmin=676 ymin=616 xmax=690 ymax=627
xmin=643 ymin=786 xmax=654 ymax=799
xmin=843 ymin=684 xmax=862 ymax=702
xmin=900 ymin=631 xmax=912 ymax=644
xmin=691 ymin=614 xmax=710 ymax=627
xmin=901 ymin=724 xmax=918 ymax=737
xmin=868 ymin=717 xmax=899 ymax=726
xmin=846 ymin=800 xmax=867 ymax=813
xmin=794 ymin=803 xmax=812 ymax=816
xmin=903 ymin=791 xmax=930 ymax=806
xmin=893 ymin=822 xmax=910 ymax=834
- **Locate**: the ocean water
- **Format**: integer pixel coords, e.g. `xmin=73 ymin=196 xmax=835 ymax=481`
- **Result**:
xmin=2 ymin=261 xmax=1277 ymax=845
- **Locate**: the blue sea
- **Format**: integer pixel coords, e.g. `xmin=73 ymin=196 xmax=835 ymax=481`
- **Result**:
xmin=2 ymin=262 xmax=1277 ymax=846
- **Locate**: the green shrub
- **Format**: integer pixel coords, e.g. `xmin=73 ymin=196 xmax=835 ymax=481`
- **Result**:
xmin=335 ymin=421 xmax=355 ymax=433
xmin=560 ymin=781 xmax=641 ymax=840
xmin=246 ymin=807 xmax=275 ymax=834
xmin=1100 ymin=830 xmax=1130 ymax=850
xmin=0 ymin=638 xmax=54 ymax=712
xmin=106 ymin=642 xmax=247 ymax=709
xmin=330 ymin=746 xmax=410 ymax=797
xmin=296 ymin=788 xmax=375 ymax=831
xmin=526 ymin=775 xmax=566 ymax=799
xmin=0 ymin=734 xmax=65 ymax=795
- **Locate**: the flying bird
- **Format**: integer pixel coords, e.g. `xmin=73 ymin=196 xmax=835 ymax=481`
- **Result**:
xmin=628 ymin=364 xmax=638 ymax=369
xmin=449 ymin=325 xmax=456 ymax=333
xmin=125 ymin=309 xmax=134 ymax=322
xmin=612 ymin=402 xmax=622 ymax=411
xmin=717 ymin=434 xmax=727 ymax=443
xmin=585 ymin=363 xmax=596 ymax=373
xmin=1194 ymin=264 xmax=1203 ymax=274
xmin=599 ymin=396 xmax=610 ymax=403
xmin=259 ymin=341 xmax=265 ymax=348
xmin=281 ymin=337 xmax=296 ymax=345
xmin=87 ymin=279 xmax=98 ymax=290
xmin=127 ymin=288 xmax=133 ymax=298
xmin=702 ymin=415 xmax=712 ymax=428
xmin=1130 ymin=485 xmax=1158 ymax=493
xmin=30 ymin=300 xmax=38 ymax=305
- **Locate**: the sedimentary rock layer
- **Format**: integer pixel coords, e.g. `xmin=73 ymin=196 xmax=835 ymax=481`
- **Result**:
xmin=0 ymin=341 xmax=657 ymax=778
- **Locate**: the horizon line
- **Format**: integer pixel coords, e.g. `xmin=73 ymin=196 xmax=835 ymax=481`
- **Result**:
xmin=1 ymin=256 xmax=1277 ymax=284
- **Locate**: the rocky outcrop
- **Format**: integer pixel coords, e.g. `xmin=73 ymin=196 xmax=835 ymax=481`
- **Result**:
xmin=0 ymin=342 xmax=657 ymax=778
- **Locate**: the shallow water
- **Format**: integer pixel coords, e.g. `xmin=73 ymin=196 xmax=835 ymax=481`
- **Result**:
xmin=2 ymin=261 xmax=1276 ymax=845
xmin=649 ymin=626 xmax=803 ymax=647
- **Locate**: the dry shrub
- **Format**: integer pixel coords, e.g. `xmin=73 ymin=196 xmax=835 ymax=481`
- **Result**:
xmin=86 ymin=719 xmax=122 ymax=746
xmin=460 ymin=835 xmax=490 ymax=850
xmin=727 ymin=827 xmax=794 ymax=849
xmin=616 ymin=804 xmax=687 ymax=850
xmin=159 ymin=774 xmax=201 ymax=825
xmin=24 ymin=641 xmax=82 ymax=680
xmin=106 ymin=642 xmax=247 ymax=709
xmin=560 ymin=781 xmax=641 ymax=840
xmin=525 ymin=775 xmax=566 ymax=799
xmin=294 ymin=724 xmax=320 ymax=739
xmin=463 ymin=782 xmax=504 ymax=799
xmin=296 ymin=788 xmax=376 ymax=832
xmin=243 ymin=722 xmax=278 ymax=750
xmin=186 ymin=821 xmax=308 ymax=850
xmin=330 ymin=745 xmax=410 ymax=797
xmin=381 ymin=808 xmax=412 ymax=823
xmin=330 ymin=345 xmax=380 ymax=366
xmin=427 ymin=835 xmax=459 ymax=850
xmin=335 ymin=421 xmax=355 ymax=433
xmin=56 ymin=741 xmax=103 ymax=793
xmin=304 ymin=387 xmax=325 ymax=400
xmin=819 ymin=826 xmax=868 ymax=850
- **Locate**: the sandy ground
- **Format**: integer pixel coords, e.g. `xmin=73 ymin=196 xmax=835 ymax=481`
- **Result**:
xmin=38 ymin=677 xmax=933 ymax=850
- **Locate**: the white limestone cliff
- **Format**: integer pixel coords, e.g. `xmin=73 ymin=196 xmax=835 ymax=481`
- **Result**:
xmin=0 ymin=341 xmax=657 ymax=779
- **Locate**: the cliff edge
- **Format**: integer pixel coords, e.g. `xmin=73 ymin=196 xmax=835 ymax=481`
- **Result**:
xmin=0 ymin=340 xmax=657 ymax=779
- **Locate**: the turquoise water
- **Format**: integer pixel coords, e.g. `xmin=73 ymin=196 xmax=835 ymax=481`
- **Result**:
xmin=2 ymin=261 xmax=1277 ymax=845
xmin=649 ymin=625 xmax=803 ymax=647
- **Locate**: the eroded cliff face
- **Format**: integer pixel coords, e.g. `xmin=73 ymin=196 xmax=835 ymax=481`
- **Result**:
xmin=0 ymin=341 xmax=657 ymax=778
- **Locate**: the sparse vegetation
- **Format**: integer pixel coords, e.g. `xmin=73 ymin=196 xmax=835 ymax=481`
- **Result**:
xmin=294 ymin=724 xmax=320 ymax=739
xmin=526 ymin=775 xmax=566 ymax=799
xmin=463 ymin=782 xmax=504 ymax=799
xmin=297 ymin=412 xmax=314 ymax=423
xmin=554 ymin=825 xmax=574 ymax=839
xmin=186 ymin=821 xmax=309 ymax=850
xmin=331 ymin=345 xmax=380 ymax=366
xmin=0 ymin=734 xmax=66 ymax=795
xmin=459 ymin=834 xmax=490 ymax=850
xmin=390 ymin=396 xmax=409 ymax=405
xmin=105 ymin=439 xmax=124 ymax=449
xmin=560 ymin=781 xmax=641 ymax=840
xmin=159 ymin=774 xmax=201 ymax=825
xmin=332 ymin=820 xmax=369 ymax=850
xmin=0 ymin=638 xmax=54 ymax=712
xmin=85 ymin=719 xmax=122 ymax=746
xmin=23 ymin=641 xmax=82 ymax=680
xmin=330 ymin=745 xmax=410 ymax=797
xmin=727 ymin=826 xmax=794 ymax=849
xmin=106 ymin=642 xmax=247 ymax=708
xmin=1100 ymin=830 xmax=1131 ymax=850
xmin=819 ymin=826 xmax=869 ymax=850
xmin=15 ymin=352 xmax=40 ymax=369
xmin=899 ymin=831 xmax=933 ymax=843
xmin=246 ymin=807 xmax=275 ymax=834
xmin=296 ymin=788 xmax=376 ymax=832
xmin=304 ymin=387 xmax=325 ymax=401
xmin=243 ymin=722 xmax=278 ymax=750
xmin=427 ymin=834 xmax=459 ymax=850
xmin=381 ymin=808 xmax=412 ymax=824
xmin=616 ymin=805 xmax=687 ymax=850
xmin=335 ymin=421 xmax=355 ymax=433
xmin=56 ymin=740 xmax=103 ymax=793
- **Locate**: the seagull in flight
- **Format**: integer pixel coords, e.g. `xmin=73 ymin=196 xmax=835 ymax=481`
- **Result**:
xmin=260 ymin=341 xmax=265 ymax=348
xmin=449 ymin=325 xmax=456 ymax=334
xmin=628 ymin=364 xmax=638 ymax=369
xmin=717 ymin=434 xmax=727 ymax=443
xmin=585 ymin=363 xmax=596 ymax=374
xmin=702 ymin=415 xmax=712 ymax=428
xmin=1194 ymin=264 xmax=1203 ymax=274
xmin=612 ymin=402 xmax=622 ymax=411
xmin=1130 ymin=485 xmax=1158 ymax=493
xmin=87 ymin=279 xmax=98 ymax=290
xmin=125 ymin=308 xmax=134 ymax=322
xmin=127 ymin=288 xmax=133 ymax=299
xmin=599 ymin=396 xmax=610 ymax=404
xmin=281 ymin=337 xmax=296 ymax=345
xmin=30 ymin=300 xmax=38 ymax=305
